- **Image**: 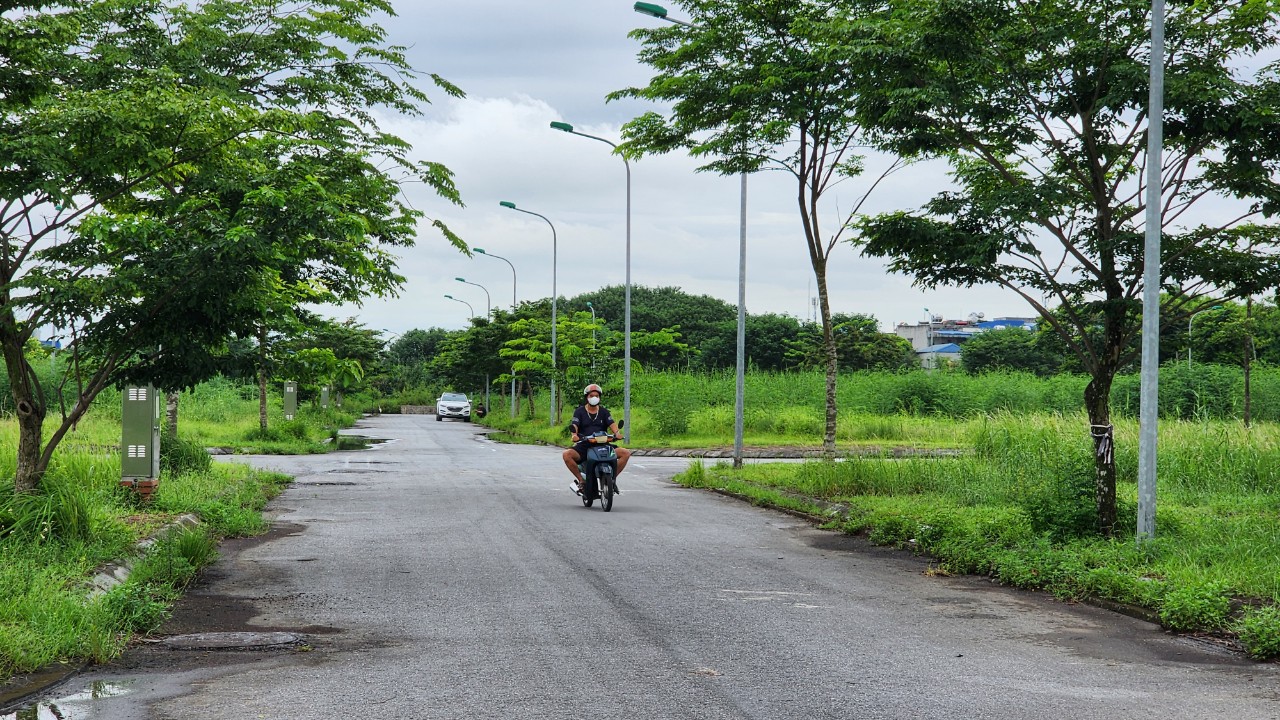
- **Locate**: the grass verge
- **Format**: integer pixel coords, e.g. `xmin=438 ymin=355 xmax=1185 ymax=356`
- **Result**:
xmin=1 ymin=406 xmax=296 ymax=681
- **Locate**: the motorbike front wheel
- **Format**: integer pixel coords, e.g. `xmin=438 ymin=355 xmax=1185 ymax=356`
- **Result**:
xmin=599 ymin=466 xmax=614 ymax=512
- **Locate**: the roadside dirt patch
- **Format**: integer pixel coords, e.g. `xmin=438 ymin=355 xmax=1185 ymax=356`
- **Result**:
xmin=103 ymin=521 xmax=341 ymax=674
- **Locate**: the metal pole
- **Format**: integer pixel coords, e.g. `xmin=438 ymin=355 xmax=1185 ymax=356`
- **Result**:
xmin=548 ymin=125 xmax=631 ymax=442
xmin=633 ymin=4 xmax=745 ymax=459
xmin=444 ymin=295 xmax=473 ymax=318
xmin=476 ymin=249 xmax=519 ymax=418
xmin=457 ymin=278 xmax=492 ymax=412
xmin=1137 ymin=0 xmax=1166 ymax=543
xmin=1188 ymin=313 xmax=1193 ymax=369
xmin=499 ymin=203 xmax=558 ymax=425
xmin=734 ymin=171 xmax=746 ymax=468
xmin=588 ymin=302 xmax=597 ymax=372
xmin=624 ymin=156 xmax=632 ymax=443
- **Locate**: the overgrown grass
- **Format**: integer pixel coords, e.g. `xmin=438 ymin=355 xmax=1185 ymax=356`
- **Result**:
xmin=484 ymin=366 xmax=1280 ymax=447
xmin=0 ymin=376 xmax=312 ymax=680
xmin=673 ymin=411 xmax=1280 ymax=658
xmin=0 ymin=457 xmax=291 ymax=678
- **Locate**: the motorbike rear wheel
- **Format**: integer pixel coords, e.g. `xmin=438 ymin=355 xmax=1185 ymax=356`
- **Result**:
xmin=579 ymin=469 xmax=594 ymax=507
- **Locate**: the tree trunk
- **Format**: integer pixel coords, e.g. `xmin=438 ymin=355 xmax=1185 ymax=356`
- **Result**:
xmin=5 ymin=335 xmax=47 ymax=493
xmin=1083 ymin=373 xmax=1118 ymax=536
xmin=165 ymin=390 xmax=179 ymax=437
xmin=814 ymin=262 xmax=838 ymax=455
xmin=1244 ymin=297 xmax=1253 ymax=428
xmin=258 ymin=324 xmax=268 ymax=433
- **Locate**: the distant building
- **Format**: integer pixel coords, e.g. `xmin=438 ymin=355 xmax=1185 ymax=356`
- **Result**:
xmin=917 ymin=342 xmax=962 ymax=369
xmin=896 ymin=313 xmax=1037 ymax=370
xmin=895 ymin=313 xmax=1038 ymax=352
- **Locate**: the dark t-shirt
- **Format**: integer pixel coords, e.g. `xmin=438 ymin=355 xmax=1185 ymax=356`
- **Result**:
xmin=571 ymin=405 xmax=614 ymax=438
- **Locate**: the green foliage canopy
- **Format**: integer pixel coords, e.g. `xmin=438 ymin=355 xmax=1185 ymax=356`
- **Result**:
xmin=2 ymin=0 xmax=464 ymax=492
xmin=828 ymin=0 xmax=1280 ymax=533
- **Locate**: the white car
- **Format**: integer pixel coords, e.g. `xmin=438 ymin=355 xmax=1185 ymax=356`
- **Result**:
xmin=435 ymin=392 xmax=472 ymax=421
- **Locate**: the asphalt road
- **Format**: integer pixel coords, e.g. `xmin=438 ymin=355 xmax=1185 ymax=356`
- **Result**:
xmin=24 ymin=414 xmax=1280 ymax=719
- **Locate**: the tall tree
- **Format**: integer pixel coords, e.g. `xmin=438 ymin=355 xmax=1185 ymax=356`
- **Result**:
xmin=960 ymin=327 xmax=1062 ymax=376
xmin=835 ymin=0 xmax=1280 ymax=533
xmin=785 ymin=314 xmax=918 ymax=372
xmin=2 ymin=0 xmax=463 ymax=493
xmin=699 ymin=313 xmax=803 ymax=371
xmin=572 ymin=285 xmax=734 ymax=358
xmin=612 ymin=0 xmax=903 ymax=454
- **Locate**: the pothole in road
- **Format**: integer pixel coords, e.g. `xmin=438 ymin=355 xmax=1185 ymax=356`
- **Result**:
xmin=333 ymin=436 xmax=390 ymax=450
xmin=157 ymin=632 xmax=304 ymax=651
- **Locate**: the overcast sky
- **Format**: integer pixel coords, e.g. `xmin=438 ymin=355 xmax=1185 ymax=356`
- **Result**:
xmin=342 ymin=1 xmax=1042 ymax=336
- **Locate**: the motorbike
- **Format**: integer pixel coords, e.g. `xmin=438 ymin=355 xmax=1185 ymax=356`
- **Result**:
xmin=577 ymin=421 xmax=624 ymax=512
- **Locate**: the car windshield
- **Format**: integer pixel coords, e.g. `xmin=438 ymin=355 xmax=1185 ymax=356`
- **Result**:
xmin=440 ymin=393 xmax=468 ymax=402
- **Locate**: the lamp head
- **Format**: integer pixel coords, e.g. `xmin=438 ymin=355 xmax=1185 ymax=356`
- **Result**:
xmin=444 ymin=294 xmax=454 ymax=300
xmin=474 ymin=248 xmax=487 ymax=254
xmin=634 ymin=1 xmax=668 ymax=19
xmin=499 ymin=201 xmax=516 ymax=209
xmin=586 ymin=302 xmax=593 ymax=308
xmin=550 ymin=121 xmax=574 ymax=133
xmin=455 ymin=277 xmax=466 ymax=283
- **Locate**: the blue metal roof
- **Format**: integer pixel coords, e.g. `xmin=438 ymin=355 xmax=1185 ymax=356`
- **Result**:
xmin=975 ymin=318 xmax=1036 ymax=330
xmin=919 ymin=343 xmax=962 ymax=353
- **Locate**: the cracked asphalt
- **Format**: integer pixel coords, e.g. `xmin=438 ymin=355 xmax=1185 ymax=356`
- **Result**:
xmin=19 ymin=413 xmax=1280 ymax=719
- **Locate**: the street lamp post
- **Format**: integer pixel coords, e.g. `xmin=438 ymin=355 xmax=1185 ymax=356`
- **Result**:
xmin=587 ymin=301 xmax=597 ymax=371
xmin=455 ymin=277 xmax=491 ymax=318
xmin=500 ymin=201 xmax=560 ymax=426
xmin=443 ymin=294 xmax=473 ymax=318
xmin=457 ymin=277 xmax=493 ymax=412
xmin=549 ymin=121 xmax=632 ymax=443
xmin=633 ymin=2 xmax=746 ymax=466
xmin=1188 ymin=305 xmax=1224 ymax=369
xmin=475 ymin=248 xmax=519 ymax=419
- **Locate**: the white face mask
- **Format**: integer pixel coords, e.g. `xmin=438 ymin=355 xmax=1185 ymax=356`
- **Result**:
xmin=587 ymin=396 xmax=601 ymax=406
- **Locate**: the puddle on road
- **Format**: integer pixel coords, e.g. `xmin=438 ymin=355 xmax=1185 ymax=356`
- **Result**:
xmin=334 ymin=435 xmax=377 ymax=450
xmin=2 ymin=681 xmax=131 ymax=720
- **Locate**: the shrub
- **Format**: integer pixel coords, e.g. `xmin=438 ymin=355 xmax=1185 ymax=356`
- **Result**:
xmin=1159 ymin=581 xmax=1232 ymax=631
xmin=99 ymin=582 xmax=169 ymax=634
xmin=1235 ymin=605 xmax=1280 ymax=660
xmin=0 ymin=477 xmax=102 ymax=544
xmin=161 ymin=433 xmax=212 ymax=476
xmin=1016 ymin=455 xmax=1098 ymax=541
xmin=651 ymin=390 xmax=694 ymax=438
xmin=866 ymin=513 xmax=916 ymax=546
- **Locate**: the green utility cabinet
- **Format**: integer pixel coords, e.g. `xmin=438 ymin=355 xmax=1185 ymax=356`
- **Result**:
xmin=284 ymin=381 xmax=298 ymax=420
xmin=121 ymin=384 xmax=161 ymax=498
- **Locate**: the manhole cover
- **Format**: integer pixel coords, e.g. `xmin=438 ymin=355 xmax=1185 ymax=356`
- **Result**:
xmin=160 ymin=632 xmax=301 ymax=650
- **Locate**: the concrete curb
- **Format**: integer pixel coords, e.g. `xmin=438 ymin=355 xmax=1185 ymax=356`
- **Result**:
xmin=630 ymin=447 xmax=966 ymax=459
xmin=477 ymin=427 xmax=964 ymax=460
xmin=1 ymin=513 xmax=205 ymax=712
xmin=88 ymin=513 xmax=203 ymax=598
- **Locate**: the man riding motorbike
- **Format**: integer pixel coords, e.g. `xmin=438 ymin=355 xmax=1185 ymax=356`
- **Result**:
xmin=562 ymin=383 xmax=631 ymax=495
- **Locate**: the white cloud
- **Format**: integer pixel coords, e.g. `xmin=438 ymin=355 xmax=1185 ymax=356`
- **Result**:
xmin=332 ymin=2 xmax=1059 ymax=335
xmin=341 ymin=93 xmax=1032 ymax=336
